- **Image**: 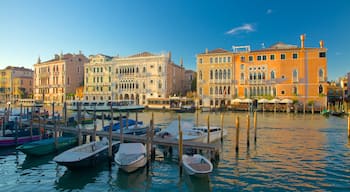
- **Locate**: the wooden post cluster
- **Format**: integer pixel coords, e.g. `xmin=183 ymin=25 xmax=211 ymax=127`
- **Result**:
xmin=235 ymin=116 xmax=240 ymax=152
xmin=92 ymin=104 xmax=97 ymax=142
xmin=77 ymin=102 xmax=82 ymax=145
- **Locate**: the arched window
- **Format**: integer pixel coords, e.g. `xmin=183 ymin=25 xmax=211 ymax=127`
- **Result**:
xmin=219 ymin=86 xmax=222 ymax=94
xmin=215 ymin=70 xmax=218 ymax=79
xmin=258 ymin=72 xmax=261 ymax=80
xmin=271 ymin=71 xmax=275 ymax=80
xmin=249 ymin=73 xmax=253 ymax=80
xmin=253 ymin=72 xmax=257 ymax=80
xmin=215 ymin=86 xmax=218 ymax=94
xmin=241 ymin=73 xmax=245 ymax=81
xmin=319 ymin=69 xmax=324 ymax=81
xmin=210 ymin=87 xmax=213 ymax=95
xmin=219 ymin=70 xmax=222 ymax=79
xmin=227 ymin=69 xmax=231 ymax=79
xmin=262 ymin=72 xmax=265 ymax=80
xmin=293 ymin=86 xmax=298 ymax=95
xmin=223 ymin=69 xmax=226 ymax=79
xmin=199 ymin=71 xmax=202 ymax=80
xmin=210 ymin=70 xmax=213 ymax=79
xmin=228 ymin=86 xmax=230 ymax=94
xmin=293 ymin=69 xmax=298 ymax=82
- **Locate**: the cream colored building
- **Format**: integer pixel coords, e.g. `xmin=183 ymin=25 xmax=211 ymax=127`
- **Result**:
xmin=84 ymin=52 xmax=186 ymax=105
xmin=33 ymin=52 xmax=88 ymax=104
xmin=0 ymin=66 xmax=33 ymax=104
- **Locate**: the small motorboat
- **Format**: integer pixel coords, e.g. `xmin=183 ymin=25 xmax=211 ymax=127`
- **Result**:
xmin=16 ymin=136 xmax=78 ymax=156
xmin=53 ymin=138 xmax=119 ymax=170
xmin=182 ymin=154 xmax=213 ymax=177
xmin=114 ymin=143 xmax=147 ymax=173
xmin=103 ymin=119 xmax=143 ymax=132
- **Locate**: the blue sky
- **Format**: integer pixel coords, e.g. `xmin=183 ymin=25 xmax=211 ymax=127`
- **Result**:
xmin=0 ymin=0 xmax=349 ymax=80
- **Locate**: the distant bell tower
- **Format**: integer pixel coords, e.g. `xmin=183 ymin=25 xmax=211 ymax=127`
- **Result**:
xmin=37 ymin=56 xmax=41 ymax=64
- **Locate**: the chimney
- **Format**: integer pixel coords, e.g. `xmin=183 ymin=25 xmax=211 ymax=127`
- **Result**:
xmin=205 ymin=48 xmax=208 ymax=54
xmin=300 ymin=34 xmax=305 ymax=48
xmin=180 ymin=57 xmax=183 ymax=67
xmin=319 ymin=40 xmax=324 ymax=48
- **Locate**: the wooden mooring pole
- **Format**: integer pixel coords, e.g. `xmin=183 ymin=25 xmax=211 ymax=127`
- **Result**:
xmin=235 ymin=116 xmax=240 ymax=152
xmin=254 ymin=111 xmax=257 ymax=143
xmin=247 ymin=114 xmax=250 ymax=147
xmin=108 ymin=104 xmax=113 ymax=166
xmin=178 ymin=114 xmax=183 ymax=177
xmin=92 ymin=104 xmax=97 ymax=142
xmin=220 ymin=113 xmax=224 ymax=142
xmin=348 ymin=110 xmax=350 ymax=138
xmin=120 ymin=113 xmax=124 ymax=143
xmin=207 ymin=115 xmax=210 ymax=144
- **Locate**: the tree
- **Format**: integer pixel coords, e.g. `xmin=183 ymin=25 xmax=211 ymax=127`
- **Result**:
xmin=191 ymin=76 xmax=197 ymax=91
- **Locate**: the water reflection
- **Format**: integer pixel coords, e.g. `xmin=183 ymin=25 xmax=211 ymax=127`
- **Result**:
xmin=20 ymin=154 xmax=54 ymax=170
xmin=115 ymin=166 xmax=148 ymax=190
xmin=55 ymin=163 xmax=107 ymax=190
xmin=184 ymin=172 xmax=212 ymax=192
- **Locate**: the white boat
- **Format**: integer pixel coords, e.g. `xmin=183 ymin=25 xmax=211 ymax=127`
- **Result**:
xmin=66 ymin=100 xmax=144 ymax=112
xmin=191 ymin=126 xmax=227 ymax=143
xmin=53 ymin=138 xmax=119 ymax=170
xmin=114 ymin=143 xmax=147 ymax=173
xmin=182 ymin=154 xmax=213 ymax=177
xmin=176 ymin=129 xmax=206 ymax=143
xmin=156 ymin=120 xmax=194 ymax=139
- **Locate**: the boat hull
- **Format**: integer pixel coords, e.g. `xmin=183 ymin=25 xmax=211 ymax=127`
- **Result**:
xmin=0 ymin=135 xmax=41 ymax=147
xmin=118 ymin=156 xmax=147 ymax=173
xmin=182 ymin=154 xmax=213 ymax=177
xmin=16 ymin=137 xmax=78 ymax=156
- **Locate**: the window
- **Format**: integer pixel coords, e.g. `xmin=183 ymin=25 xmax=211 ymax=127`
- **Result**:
xmin=240 ymin=73 xmax=244 ymax=81
xmin=223 ymin=57 xmax=226 ymax=63
xmin=227 ymin=69 xmax=231 ymax=79
xmin=210 ymin=87 xmax=213 ymax=95
xmin=280 ymin=54 xmax=286 ymax=60
xmin=219 ymin=57 xmax=222 ymax=63
xmin=240 ymin=64 xmax=244 ymax=70
xmin=215 ymin=57 xmax=218 ymax=63
xmin=257 ymin=55 xmax=262 ymax=61
xmin=199 ymin=58 xmax=202 ymax=64
xmin=271 ymin=71 xmax=275 ymax=79
xmin=262 ymin=55 xmax=267 ymax=60
xmin=215 ymin=70 xmax=218 ymax=79
xmin=319 ymin=52 xmax=326 ymax=58
xmin=281 ymin=90 xmax=285 ymax=95
xmin=227 ymin=57 xmax=231 ymax=62
xmin=293 ymin=69 xmax=298 ymax=82
xmin=210 ymin=70 xmax=213 ymax=79
xmin=293 ymin=53 xmax=298 ymax=59
xmin=219 ymin=70 xmax=222 ymax=79
xmin=319 ymin=69 xmax=324 ymax=81
xmin=240 ymin=56 xmax=245 ymax=62
xmin=158 ymin=66 xmax=162 ymax=73
xmin=210 ymin=58 xmax=213 ymax=64
xmin=293 ymin=86 xmax=298 ymax=95
xmin=199 ymin=71 xmax=202 ymax=80
xmin=249 ymin=56 xmax=253 ymax=62
xmin=270 ymin=55 xmax=275 ymax=60
xmin=223 ymin=70 xmax=226 ymax=79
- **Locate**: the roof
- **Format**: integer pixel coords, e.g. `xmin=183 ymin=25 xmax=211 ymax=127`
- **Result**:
xmin=267 ymin=42 xmax=298 ymax=49
xmin=128 ymin=52 xmax=156 ymax=58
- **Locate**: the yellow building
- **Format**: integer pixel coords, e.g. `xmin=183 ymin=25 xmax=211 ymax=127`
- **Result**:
xmin=0 ymin=66 xmax=33 ymax=104
xmin=197 ymin=35 xmax=328 ymax=109
xmin=33 ymin=52 xmax=88 ymax=104
xmin=84 ymin=52 xmax=186 ymax=105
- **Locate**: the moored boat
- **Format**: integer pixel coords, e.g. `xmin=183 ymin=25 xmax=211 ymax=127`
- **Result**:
xmin=66 ymin=100 xmax=144 ymax=112
xmin=191 ymin=126 xmax=227 ymax=143
xmin=182 ymin=154 xmax=213 ymax=177
xmin=103 ymin=119 xmax=143 ymax=132
xmin=115 ymin=143 xmax=147 ymax=173
xmin=0 ymin=128 xmax=41 ymax=147
xmin=16 ymin=136 xmax=78 ymax=156
xmin=53 ymin=138 xmax=119 ymax=170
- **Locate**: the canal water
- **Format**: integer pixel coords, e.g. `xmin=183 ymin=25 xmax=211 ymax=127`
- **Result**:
xmin=1 ymin=110 xmax=350 ymax=191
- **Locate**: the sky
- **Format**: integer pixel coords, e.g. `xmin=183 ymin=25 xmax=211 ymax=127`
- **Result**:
xmin=0 ymin=0 xmax=349 ymax=81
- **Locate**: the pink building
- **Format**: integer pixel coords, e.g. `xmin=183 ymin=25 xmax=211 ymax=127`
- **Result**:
xmin=33 ymin=52 xmax=88 ymax=104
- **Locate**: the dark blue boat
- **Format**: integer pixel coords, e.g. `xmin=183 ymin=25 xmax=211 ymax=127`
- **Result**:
xmin=103 ymin=119 xmax=143 ymax=132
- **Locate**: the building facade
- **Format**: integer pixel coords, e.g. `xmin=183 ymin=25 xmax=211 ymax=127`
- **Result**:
xmin=0 ymin=66 xmax=33 ymax=104
xmin=184 ymin=69 xmax=196 ymax=94
xmin=33 ymin=52 xmax=88 ymax=104
xmin=197 ymin=35 xmax=328 ymax=108
xmin=84 ymin=52 xmax=186 ymax=105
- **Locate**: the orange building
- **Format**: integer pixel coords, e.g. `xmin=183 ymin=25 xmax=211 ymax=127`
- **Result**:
xmin=197 ymin=35 xmax=328 ymax=109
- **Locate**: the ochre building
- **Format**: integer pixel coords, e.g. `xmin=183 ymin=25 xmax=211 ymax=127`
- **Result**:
xmin=196 ymin=35 xmax=328 ymax=108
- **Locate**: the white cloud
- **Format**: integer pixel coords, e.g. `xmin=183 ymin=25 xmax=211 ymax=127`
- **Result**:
xmin=226 ymin=24 xmax=255 ymax=35
xmin=266 ymin=9 xmax=272 ymax=14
